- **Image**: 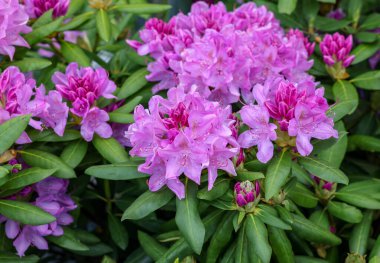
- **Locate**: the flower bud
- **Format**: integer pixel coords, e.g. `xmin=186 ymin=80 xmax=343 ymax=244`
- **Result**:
xmin=234 ymin=180 xmax=260 ymax=208
xmin=89 ymin=0 xmax=112 ymax=9
xmin=312 ymin=175 xmax=336 ymax=200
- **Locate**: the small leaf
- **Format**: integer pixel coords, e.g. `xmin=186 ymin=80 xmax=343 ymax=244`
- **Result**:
xmin=0 ymin=115 xmax=30 ymax=154
xmin=299 ymin=156 xmax=348 ymax=184
xmin=349 ymin=210 xmax=373 ymax=255
xmin=351 ymin=70 xmax=380 ymax=90
xmin=28 ymin=129 xmax=81 ymax=142
xmin=118 ymin=68 xmax=148 ymax=99
xmin=175 ymin=181 xmax=205 ymax=254
xmin=96 ymin=9 xmax=112 ymax=42
xmin=92 ymin=135 xmax=128 ymax=164
xmin=108 ymin=213 xmax=128 ymax=250
xmin=327 ymin=201 xmax=363 ymax=223
xmin=138 ymin=231 xmax=167 ymax=261
xmin=265 ymin=150 xmax=292 ymax=200
xmin=245 ymin=214 xmax=272 ymax=263
xmin=85 ymin=162 xmax=147 ymax=180
xmin=122 ymin=189 xmax=173 ymax=220
xmin=0 ymin=200 xmax=55 ymax=225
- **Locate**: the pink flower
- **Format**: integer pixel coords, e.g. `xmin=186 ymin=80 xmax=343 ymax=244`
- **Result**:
xmin=0 ymin=0 xmax=31 ymax=60
xmin=238 ymin=105 xmax=277 ymax=163
xmin=25 ymin=0 xmax=70 ymax=18
xmin=287 ymin=29 xmax=315 ymax=57
xmin=320 ymin=33 xmax=355 ymax=67
xmin=126 ymin=87 xmax=239 ymax=199
xmin=80 ymin=107 xmax=112 ymax=142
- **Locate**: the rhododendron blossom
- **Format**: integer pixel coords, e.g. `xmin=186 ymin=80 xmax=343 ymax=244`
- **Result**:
xmin=52 ymin=63 xmax=116 ymax=141
xmin=127 ymin=1 xmax=314 ymax=105
xmin=126 ymin=87 xmax=239 ymax=199
xmin=0 ymin=66 xmax=68 ymax=143
xmin=25 ymin=0 xmax=70 ymax=18
xmin=0 ymin=0 xmax=31 ymax=59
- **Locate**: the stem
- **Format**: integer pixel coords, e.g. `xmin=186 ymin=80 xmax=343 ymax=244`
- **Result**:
xmin=104 ymin=180 xmax=112 ymax=212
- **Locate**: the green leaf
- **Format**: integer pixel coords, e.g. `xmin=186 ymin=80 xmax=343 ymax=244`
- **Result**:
xmin=309 ymin=210 xmax=329 ymax=230
xmin=25 ymin=17 xmax=64 ymax=45
xmin=206 ymin=213 xmax=234 ymax=263
xmin=92 ymin=135 xmax=128 ymax=164
xmin=60 ymin=140 xmax=88 ymax=168
xmin=138 ymin=231 xmax=167 ymax=261
xmin=299 ymin=156 xmax=348 ymax=184
xmin=245 ymin=214 xmax=272 ymax=263
xmin=122 ymin=189 xmax=173 ymax=220
xmin=32 ymin=10 xmax=53 ymax=27
xmin=352 ymin=42 xmax=380 ymax=65
xmin=19 ymin=149 xmax=76 ymax=178
xmin=351 ymin=70 xmax=380 ymax=90
xmin=235 ymin=222 xmax=249 ymax=263
xmin=108 ymin=112 xmax=134 ymax=124
xmin=370 ymin=235 xmax=380 ymax=259
xmin=47 ymin=228 xmax=89 ymax=251
xmin=314 ymin=17 xmax=350 ymax=31
xmin=257 ymin=205 xmax=292 ymax=230
xmin=276 ymin=205 xmax=294 ymax=224
xmin=112 ymin=96 xmax=143 ymax=114
xmin=236 ymin=171 xmax=265 ymax=181
xmin=9 ymin=58 xmax=52 ymax=72
xmin=0 ymin=253 xmax=39 ymax=263
xmin=175 ymin=181 xmax=205 ymax=254
xmin=0 ymin=115 xmax=30 ymax=154
xmin=317 ymin=0 xmax=335 ymax=3
xmin=96 ymin=9 xmax=112 ymax=42
xmin=107 ymin=213 xmax=128 ymax=250
xmin=278 ymin=0 xmax=297 ymax=15
xmin=61 ymin=41 xmax=91 ymax=67
xmin=339 ymin=179 xmax=380 ymax=194
xmin=349 ymin=135 xmax=380 ymax=152
xmin=110 ymin=4 xmax=171 ymax=14
xmin=370 ymin=256 xmax=380 ymax=263
xmin=360 ymin=13 xmax=380 ymax=30
xmin=28 ymin=129 xmax=81 ymax=142
xmin=265 ymin=150 xmax=292 ymax=200
xmin=59 ymin=11 xmax=94 ymax=31
xmin=286 ymin=183 xmax=318 ymax=208
xmin=290 ymin=214 xmax=341 ymax=245
xmin=197 ymin=178 xmax=229 ymax=201
xmin=329 ymin=80 xmax=359 ymax=121
xmin=85 ymin=163 xmax=147 ymax=180
xmin=291 ymin=161 xmax=313 ymax=185
xmin=295 ymin=256 xmax=328 ymax=263
xmin=117 ymin=68 xmax=148 ymax=99
xmin=327 ymin=201 xmax=363 ymax=223
xmin=0 ymin=200 xmax=55 ymax=225
xmin=268 ymin=226 xmax=294 ymax=263
xmin=334 ymin=192 xmax=380 ymax=209
xmin=349 ymin=210 xmax=373 ymax=255
xmin=0 ymin=168 xmax=55 ymax=192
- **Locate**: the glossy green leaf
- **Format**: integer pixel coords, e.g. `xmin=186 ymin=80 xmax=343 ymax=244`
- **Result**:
xmin=108 ymin=213 xmax=128 ymax=250
xmin=138 ymin=231 xmax=167 ymax=261
xmin=299 ymin=156 xmax=348 ymax=184
xmin=47 ymin=228 xmax=89 ymax=251
xmin=349 ymin=210 xmax=373 ymax=255
xmin=327 ymin=201 xmax=363 ymax=223
xmin=265 ymin=150 xmax=292 ymax=200
xmin=339 ymin=179 xmax=380 ymax=194
xmin=19 ymin=149 xmax=76 ymax=178
xmin=235 ymin=221 xmax=249 ymax=263
xmin=329 ymin=80 xmax=359 ymax=121
xmin=291 ymin=214 xmax=341 ymax=245
xmin=268 ymin=226 xmax=294 ymax=263
xmin=314 ymin=17 xmax=350 ymax=31
xmin=118 ymin=68 xmax=148 ymax=99
xmin=0 ymin=115 xmax=30 ymax=154
xmin=25 ymin=17 xmax=64 ymax=45
xmin=286 ymin=183 xmax=318 ymax=208
xmin=360 ymin=13 xmax=380 ymax=30
xmin=110 ymin=4 xmax=171 ymax=14
xmin=61 ymin=41 xmax=91 ymax=67
xmin=92 ymin=135 xmax=128 ymax=163
xmin=9 ymin=58 xmax=51 ymax=72
xmin=335 ymin=192 xmax=380 ymax=209
xmin=85 ymin=163 xmax=146 ymax=180
xmin=0 ymin=200 xmax=55 ymax=225
xmin=59 ymin=11 xmax=94 ymax=31
xmin=96 ymin=9 xmax=112 ymax=42
xmin=257 ymin=205 xmax=292 ymax=230
xmin=352 ymin=42 xmax=380 ymax=64
xmin=28 ymin=129 xmax=81 ymax=142
xmin=236 ymin=171 xmax=265 ymax=181
xmin=175 ymin=182 xmax=205 ymax=254
xmin=197 ymin=178 xmax=229 ymax=201
xmin=122 ymin=189 xmax=173 ymax=220
xmin=112 ymin=96 xmax=143 ymax=114
xmin=351 ymin=70 xmax=380 ymax=90
xmin=60 ymin=140 xmax=88 ymax=168
xmin=0 ymin=253 xmax=39 ymax=263
xmin=108 ymin=112 xmax=134 ymax=124
xmin=309 ymin=210 xmax=329 ymax=230
xmin=245 ymin=214 xmax=272 ymax=263
xmin=0 ymin=168 xmax=55 ymax=192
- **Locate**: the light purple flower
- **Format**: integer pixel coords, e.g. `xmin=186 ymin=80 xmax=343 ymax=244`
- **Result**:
xmin=234 ymin=180 xmax=260 ymax=207
xmin=0 ymin=175 xmax=76 ymax=257
xmin=320 ymin=33 xmax=355 ymax=67
xmin=80 ymin=107 xmax=112 ymax=142
xmin=25 ymin=0 xmax=70 ymax=18
xmin=0 ymin=0 xmax=31 ymax=60
xmin=126 ymin=87 xmax=239 ymax=199
xmin=287 ymin=29 xmax=315 ymax=57
xmin=238 ymin=105 xmax=277 ymax=163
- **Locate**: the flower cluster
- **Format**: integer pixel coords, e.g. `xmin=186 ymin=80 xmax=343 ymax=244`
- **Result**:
xmin=25 ymin=0 xmax=70 ymax=18
xmin=0 ymin=175 xmax=76 ymax=256
xmin=0 ymin=0 xmax=31 ymax=59
xmin=52 ymin=62 xmax=116 ymax=141
xmin=126 ymin=87 xmax=239 ymax=199
xmin=127 ymin=1 xmax=314 ymax=105
xmin=320 ymin=33 xmax=354 ymax=68
xmin=0 ymin=66 xmax=68 ymax=143
xmin=239 ymin=77 xmax=338 ymax=162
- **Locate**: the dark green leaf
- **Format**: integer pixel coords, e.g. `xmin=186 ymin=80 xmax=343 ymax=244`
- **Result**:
xmin=92 ymin=135 xmax=128 ymax=164
xmin=0 ymin=168 xmax=55 ymax=192
xmin=268 ymin=226 xmax=294 ymax=263
xmin=257 ymin=205 xmax=292 ymax=230
xmin=138 ymin=231 xmax=167 ymax=261
xmin=335 ymin=192 xmax=380 ymax=209
xmin=47 ymin=228 xmax=89 ymax=251
xmin=360 ymin=13 xmax=380 ymax=30
xmin=349 ymin=210 xmax=373 ymax=255
xmin=60 ymin=140 xmax=88 ymax=168
xmin=197 ymin=178 xmax=229 ymax=201
xmin=329 ymin=80 xmax=359 ymax=121
xmin=245 ymin=214 xmax=272 ymax=263
xmin=108 ymin=112 xmax=134 ymax=124
xmin=349 ymin=135 xmax=380 ymax=152
xmin=0 ymin=253 xmax=39 ymax=263
xmin=0 ymin=115 xmax=30 ymax=154
xmin=108 ymin=213 xmax=128 ymax=250
xmin=286 ymin=183 xmax=318 ymax=208
xmin=327 ymin=201 xmax=363 ymax=223
xmin=85 ymin=163 xmax=147 ymax=180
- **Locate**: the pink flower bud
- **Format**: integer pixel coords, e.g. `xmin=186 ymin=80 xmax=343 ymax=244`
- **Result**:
xmin=234 ymin=180 xmax=260 ymax=207
xmin=320 ymin=33 xmax=355 ymax=68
